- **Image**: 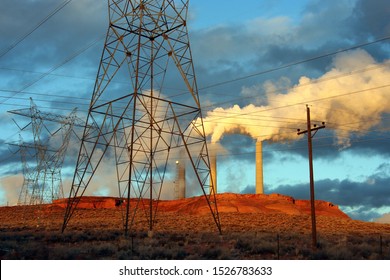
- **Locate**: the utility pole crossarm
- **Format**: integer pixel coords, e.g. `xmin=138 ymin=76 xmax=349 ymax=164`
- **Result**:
xmin=297 ymin=123 xmax=326 ymax=136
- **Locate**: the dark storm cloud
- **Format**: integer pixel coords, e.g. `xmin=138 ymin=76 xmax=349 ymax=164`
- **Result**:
xmin=266 ymin=129 xmax=390 ymax=162
xmin=0 ymin=141 xmax=21 ymax=165
xmin=0 ymin=146 xmax=23 ymax=176
xmin=350 ymin=0 xmax=390 ymax=40
xmin=191 ymin=0 xmax=390 ymax=107
xmin=273 ymin=175 xmax=390 ymax=210
xmin=0 ymin=0 xmax=106 ymax=70
xmin=241 ymin=185 xmax=255 ymax=194
xmin=347 ymin=135 xmax=390 ymax=157
xmin=259 ymin=45 xmax=332 ymax=76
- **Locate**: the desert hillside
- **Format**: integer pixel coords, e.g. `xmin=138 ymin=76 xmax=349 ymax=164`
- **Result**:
xmin=51 ymin=192 xmax=349 ymax=218
xmin=0 ymin=193 xmax=389 ymax=260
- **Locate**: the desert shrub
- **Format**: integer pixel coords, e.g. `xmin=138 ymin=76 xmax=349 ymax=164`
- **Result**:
xmin=174 ymin=248 xmax=188 ymax=259
xmin=200 ymin=232 xmax=221 ymax=244
xmin=95 ymin=230 xmax=121 ymax=241
xmin=201 ymin=246 xmax=223 ymax=259
xmin=168 ymin=233 xmax=186 ymax=242
xmin=21 ymin=243 xmax=50 ymax=259
xmin=150 ymin=247 xmax=174 ymax=259
xmin=297 ymin=247 xmax=312 ymax=259
xmin=250 ymin=240 xmax=275 ymax=255
xmin=232 ymin=232 xmax=278 ymax=258
xmin=0 ymin=239 xmax=19 ymax=259
xmin=53 ymin=246 xmax=84 ymax=260
xmin=59 ymin=231 xmax=80 ymax=243
xmin=117 ymin=237 xmax=133 ymax=251
xmin=117 ymin=250 xmax=135 ymax=260
xmin=43 ymin=231 xmax=64 ymax=243
xmin=234 ymin=238 xmax=252 ymax=252
xmin=91 ymin=243 xmax=117 ymax=259
xmin=319 ymin=244 xmax=353 ymax=260
xmin=349 ymin=242 xmax=377 ymax=259
xmin=311 ymin=249 xmax=330 ymax=260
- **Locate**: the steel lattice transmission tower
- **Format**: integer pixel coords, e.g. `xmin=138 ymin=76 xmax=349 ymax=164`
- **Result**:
xmin=8 ymin=98 xmax=78 ymax=205
xmin=62 ymin=0 xmax=221 ymax=235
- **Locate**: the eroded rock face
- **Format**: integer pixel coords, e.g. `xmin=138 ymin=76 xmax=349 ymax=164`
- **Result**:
xmin=52 ymin=193 xmax=350 ymax=220
xmin=53 ymin=197 xmax=121 ymax=209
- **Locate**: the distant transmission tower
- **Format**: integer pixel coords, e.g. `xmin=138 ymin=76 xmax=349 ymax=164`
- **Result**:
xmin=8 ymin=98 xmax=78 ymax=205
xmin=62 ymin=0 xmax=221 ymax=235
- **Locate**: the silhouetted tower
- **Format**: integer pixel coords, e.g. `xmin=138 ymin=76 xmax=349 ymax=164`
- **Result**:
xmin=8 ymin=98 xmax=77 ymax=205
xmin=62 ymin=0 xmax=221 ymax=235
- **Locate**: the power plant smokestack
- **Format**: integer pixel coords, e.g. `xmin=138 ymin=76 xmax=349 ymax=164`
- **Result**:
xmin=209 ymin=151 xmax=217 ymax=195
xmin=256 ymin=140 xmax=264 ymax=194
xmin=175 ymin=160 xmax=186 ymax=199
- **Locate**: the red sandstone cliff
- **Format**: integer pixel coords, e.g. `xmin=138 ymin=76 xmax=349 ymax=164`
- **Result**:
xmin=52 ymin=193 xmax=350 ymax=219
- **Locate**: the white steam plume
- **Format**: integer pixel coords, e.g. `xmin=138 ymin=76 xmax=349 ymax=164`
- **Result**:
xmin=0 ymin=174 xmax=23 ymax=206
xmin=202 ymin=49 xmax=390 ymax=147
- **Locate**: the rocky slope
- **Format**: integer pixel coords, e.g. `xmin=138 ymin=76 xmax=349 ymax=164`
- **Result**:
xmin=51 ymin=192 xmax=350 ymax=219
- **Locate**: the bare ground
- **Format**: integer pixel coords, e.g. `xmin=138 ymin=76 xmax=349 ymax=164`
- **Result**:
xmin=1 ymin=202 xmax=390 ymax=260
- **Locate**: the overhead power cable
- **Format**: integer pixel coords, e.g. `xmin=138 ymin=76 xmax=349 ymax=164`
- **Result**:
xmin=1 ymin=55 xmax=389 ymax=115
xmin=201 ymin=60 xmax=390 ymax=111
xmin=201 ymin=84 xmax=390 ymax=125
xmin=0 ymin=36 xmax=103 ymax=105
xmin=2 ymin=82 xmax=390 ymax=139
xmin=0 ymin=33 xmax=388 ymax=112
xmin=198 ymin=35 xmax=390 ymax=91
xmin=0 ymin=0 xmax=73 ymax=59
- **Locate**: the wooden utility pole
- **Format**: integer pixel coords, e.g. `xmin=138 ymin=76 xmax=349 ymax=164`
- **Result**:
xmin=297 ymin=105 xmax=325 ymax=250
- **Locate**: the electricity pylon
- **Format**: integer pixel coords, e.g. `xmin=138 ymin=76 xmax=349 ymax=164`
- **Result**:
xmin=16 ymin=134 xmax=36 ymax=205
xmin=8 ymin=98 xmax=78 ymax=205
xmin=61 ymin=0 xmax=221 ymax=235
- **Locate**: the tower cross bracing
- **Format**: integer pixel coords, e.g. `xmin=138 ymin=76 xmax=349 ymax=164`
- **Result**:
xmin=62 ymin=0 xmax=220 ymax=235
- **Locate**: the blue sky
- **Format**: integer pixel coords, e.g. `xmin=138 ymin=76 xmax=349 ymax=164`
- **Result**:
xmin=0 ymin=0 xmax=389 ymax=223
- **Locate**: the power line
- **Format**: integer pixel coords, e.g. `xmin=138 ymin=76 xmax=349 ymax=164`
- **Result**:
xmin=2 ymin=82 xmax=389 ymax=139
xmin=200 ymin=84 xmax=390 ymax=125
xmin=1 ymin=43 xmax=389 ymax=109
xmin=0 ymin=36 xmax=103 ymax=105
xmin=201 ymin=60 xmax=390 ymax=111
xmin=0 ymin=66 xmax=97 ymax=82
xmin=0 ymin=34 xmax=388 ymax=113
xmin=0 ymin=0 xmax=73 ymax=59
xmin=198 ymin=35 xmax=390 ymax=92
xmin=0 ymin=22 xmax=388 ymax=147
xmin=204 ymin=133 xmax=390 ymax=160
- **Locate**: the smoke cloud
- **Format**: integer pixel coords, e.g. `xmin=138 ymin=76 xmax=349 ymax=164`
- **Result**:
xmin=202 ymin=50 xmax=390 ymax=147
xmin=0 ymin=174 xmax=23 ymax=206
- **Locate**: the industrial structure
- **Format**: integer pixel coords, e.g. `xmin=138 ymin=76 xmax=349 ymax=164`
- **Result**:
xmin=209 ymin=149 xmax=217 ymax=195
xmin=174 ymin=158 xmax=186 ymax=199
xmin=61 ymin=0 xmax=221 ymax=235
xmin=207 ymin=139 xmax=264 ymax=196
xmin=256 ymin=140 xmax=264 ymax=194
xmin=8 ymin=98 xmax=79 ymax=205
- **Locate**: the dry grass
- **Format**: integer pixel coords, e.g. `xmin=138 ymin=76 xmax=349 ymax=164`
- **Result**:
xmin=0 ymin=205 xmax=389 ymax=260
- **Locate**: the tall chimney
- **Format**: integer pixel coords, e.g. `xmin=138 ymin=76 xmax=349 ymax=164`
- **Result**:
xmin=256 ymin=140 xmax=264 ymax=194
xmin=210 ymin=152 xmax=217 ymax=195
xmin=175 ymin=160 xmax=186 ymax=199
